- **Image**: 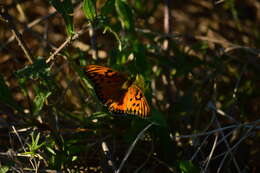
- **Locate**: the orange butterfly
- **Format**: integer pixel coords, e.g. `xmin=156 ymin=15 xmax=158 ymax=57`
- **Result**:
xmin=85 ymin=65 xmax=150 ymax=118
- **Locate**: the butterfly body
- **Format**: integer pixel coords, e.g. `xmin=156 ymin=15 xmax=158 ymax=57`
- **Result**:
xmin=85 ymin=65 xmax=150 ymax=118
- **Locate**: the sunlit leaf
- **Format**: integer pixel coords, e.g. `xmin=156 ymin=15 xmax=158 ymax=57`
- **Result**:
xmin=33 ymin=87 xmax=52 ymax=115
xmin=49 ymin=0 xmax=74 ymax=36
xmin=115 ymin=0 xmax=134 ymax=31
xmin=83 ymin=0 xmax=96 ymax=21
xmin=0 ymin=166 xmax=9 ymax=173
xmin=178 ymin=160 xmax=200 ymax=173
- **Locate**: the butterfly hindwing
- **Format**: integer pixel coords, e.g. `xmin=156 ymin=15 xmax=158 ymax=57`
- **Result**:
xmin=123 ymin=85 xmax=150 ymax=118
xmin=86 ymin=65 xmax=150 ymax=118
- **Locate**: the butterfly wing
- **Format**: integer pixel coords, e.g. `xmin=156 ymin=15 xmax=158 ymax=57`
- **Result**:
xmin=108 ymin=85 xmax=150 ymax=118
xmin=86 ymin=65 xmax=127 ymax=106
xmin=86 ymin=65 xmax=150 ymax=118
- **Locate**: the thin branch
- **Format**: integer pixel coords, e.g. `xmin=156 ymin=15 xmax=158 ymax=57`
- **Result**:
xmin=190 ymin=135 xmax=210 ymax=161
xmin=215 ymin=119 xmax=241 ymax=173
xmin=163 ymin=0 xmax=173 ymax=51
xmin=89 ymin=23 xmax=98 ymax=60
xmin=46 ymin=36 xmax=71 ymax=63
xmin=134 ymin=138 xmax=154 ymax=173
xmin=11 ymin=126 xmax=36 ymax=172
xmin=203 ymin=133 xmax=219 ymax=173
xmin=217 ymin=126 xmax=254 ymax=173
xmin=207 ymin=101 xmax=239 ymax=123
xmin=176 ymin=119 xmax=260 ymax=139
xmin=151 ymin=155 xmax=175 ymax=172
xmin=101 ymin=141 xmax=117 ymax=173
xmin=0 ymin=8 xmax=33 ymax=64
xmin=0 ymin=11 xmax=56 ymax=51
xmin=233 ymin=64 xmax=247 ymax=99
xmin=116 ymin=123 xmax=154 ymax=173
xmin=46 ymin=25 xmax=90 ymax=63
xmin=193 ymin=35 xmax=260 ymax=57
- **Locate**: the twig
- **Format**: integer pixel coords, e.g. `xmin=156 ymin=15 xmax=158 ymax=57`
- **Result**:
xmin=190 ymin=109 xmax=216 ymax=161
xmin=176 ymin=124 xmax=238 ymax=139
xmin=115 ymin=123 xmax=154 ymax=173
xmin=190 ymin=135 xmax=210 ymax=161
xmin=207 ymin=101 xmax=238 ymax=123
xmin=193 ymin=35 xmax=260 ymax=57
xmin=233 ymin=64 xmax=247 ymax=99
xmin=136 ymin=28 xmax=180 ymax=38
xmin=215 ymin=119 xmax=241 ymax=173
xmin=203 ymin=133 xmax=219 ymax=173
xmin=101 ymin=141 xmax=117 ymax=173
xmin=11 ymin=126 xmax=37 ymax=172
xmin=162 ymin=0 xmax=173 ymax=51
xmin=176 ymin=119 xmax=260 ymax=139
xmin=89 ymin=23 xmax=98 ymax=60
xmin=217 ymin=126 xmax=254 ymax=173
xmin=134 ymin=138 xmax=154 ymax=173
xmin=151 ymin=155 xmax=175 ymax=172
xmin=46 ymin=36 xmax=71 ymax=63
xmin=0 ymin=8 xmax=33 ymax=64
xmin=46 ymin=25 xmax=90 ymax=64
xmin=0 ymin=11 xmax=57 ymax=51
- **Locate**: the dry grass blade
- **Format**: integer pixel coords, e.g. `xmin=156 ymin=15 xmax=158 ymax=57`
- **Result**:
xmin=116 ymin=123 xmax=154 ymax=173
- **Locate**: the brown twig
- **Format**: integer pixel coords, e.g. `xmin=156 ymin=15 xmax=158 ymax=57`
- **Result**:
xmin=46 ymin=26 xmax=90 ymax=63
xmin=0 ymin=11 xmax=57 ymax=51
xmin=175 ymin=119 xmax=260 ymax=139
xmin=216 ymin=126 xmax=254 ymax=173
xmin=89 ymin=23 xmax=98 ymax=60
xmin=101 ymin=141 xmax=117 ymax=173
xmin=0 ymin=8 xmax=33 ymax=64
xmin=46 ymin=36 xmax=71 ymax=63
xmin=215 ymin=118 xmax=241 ymax=173
xmin=202 ymin=132 xmax=219 ymax=173
xmin=193 ymin=35 xmax=260 ymax=57
xmin=163 ymin=0 xmax=173 ymax=51
xmin=115 ymin=123 xmax=154 ymax=173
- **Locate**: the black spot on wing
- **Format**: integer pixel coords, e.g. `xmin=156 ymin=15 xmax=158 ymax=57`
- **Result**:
xmin=135 ymin=91 xmax=143 ymax=100
xmin=104 ymin=69 xmax=117 ymax=78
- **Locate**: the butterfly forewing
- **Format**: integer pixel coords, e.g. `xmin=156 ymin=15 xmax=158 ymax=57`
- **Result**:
xmin=86 ymin=65 xmax=126 ymax=104
xmin=86 ymin=65 xmax=150 ymax=118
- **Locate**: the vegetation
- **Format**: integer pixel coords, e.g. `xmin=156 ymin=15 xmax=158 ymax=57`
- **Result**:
xmin=0 ymin=0 xmax=259 ymax=172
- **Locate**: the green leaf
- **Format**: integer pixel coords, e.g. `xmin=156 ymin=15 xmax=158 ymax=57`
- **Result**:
xmin=49 ymin=0 xmax=74 ymax=36
xmin=101 ymin=0 xmax=115 ymax=16
xmin=115 ymin=0 xmax=134 ymax=31
xmin=33 ymin=87 xmax=51 ymax=115
xmin=103 ymin=26 xmax=122 ymax=49
xmin=47 ymin=146 xmax=56 ymax=155
xmin=178 ymin=160 xmax=200 ymax=173
xmin=15 ymin=59 xmax=50 ymax=80
xmin=0 ymin=74 xmax=22 ymax=112
xmin=83 ymin=0 xmax=96 ymax=21
xmin=0 ymin=166 xmax=9 ymax=173
xmin=27 ymin=132 xmax=46 ymax=153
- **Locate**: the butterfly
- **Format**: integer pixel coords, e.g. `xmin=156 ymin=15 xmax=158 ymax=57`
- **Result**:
xmin=85 ymin=65 xmax=150 ymax=118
